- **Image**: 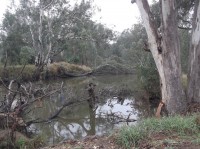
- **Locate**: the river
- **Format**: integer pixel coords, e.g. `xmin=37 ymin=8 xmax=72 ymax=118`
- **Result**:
xmin=1 ymin=75 xmax=153 ymax=145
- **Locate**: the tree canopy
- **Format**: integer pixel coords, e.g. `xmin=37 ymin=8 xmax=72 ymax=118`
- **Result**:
xmin=0 ymin=0 xmax=114 ymax=67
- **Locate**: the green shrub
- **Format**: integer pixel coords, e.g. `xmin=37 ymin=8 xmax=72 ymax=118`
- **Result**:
xmin=16 ymin=138 xmax=26 ymax=149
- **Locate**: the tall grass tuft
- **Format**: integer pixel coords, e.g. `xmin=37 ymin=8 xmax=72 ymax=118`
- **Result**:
xmin=142 ymin=115 xmax=198 ymax=135
xmin=116 ymin=115 xmax=199 ymax=149
xmin=117 ymin=126 xmax=146 ymax=148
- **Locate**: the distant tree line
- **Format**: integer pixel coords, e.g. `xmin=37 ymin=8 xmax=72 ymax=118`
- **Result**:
xmin=0 ymin=0 xmax=114 ymax=67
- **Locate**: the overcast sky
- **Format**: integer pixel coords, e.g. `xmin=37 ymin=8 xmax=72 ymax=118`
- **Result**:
xmin=0 ymin=0 xmax=140 ymax=32
xmin=93 ymin=0 xmax=140 ymax=32
xmin=0 ymin=1 xmax=10 ymax=20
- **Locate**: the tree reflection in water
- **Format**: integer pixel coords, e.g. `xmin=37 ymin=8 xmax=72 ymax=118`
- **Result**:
xmin=28 ymin=75 xmax=150 ymax=145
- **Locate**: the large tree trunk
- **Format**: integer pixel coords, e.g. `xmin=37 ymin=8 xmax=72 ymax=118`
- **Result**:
xmin=187 ymin=0 xmax=200 ymax=103
xmin=133 ymin=0 xmax=186 ymax=114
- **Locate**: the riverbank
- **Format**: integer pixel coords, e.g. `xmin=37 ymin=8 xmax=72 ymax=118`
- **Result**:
xmin=0 ymin=62 xmax=92 ymax=82
xmin=42 ymin=111 xmax=200 ymax=149
xmin=0 ymin=62 xmax=134 ymax=82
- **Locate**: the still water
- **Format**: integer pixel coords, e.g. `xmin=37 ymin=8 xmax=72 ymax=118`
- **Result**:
xmin=18 ymin=75 xmax=151 ymax=144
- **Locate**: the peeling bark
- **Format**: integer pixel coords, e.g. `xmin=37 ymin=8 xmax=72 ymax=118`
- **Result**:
xmin=44 ymin=11 xmax=53 ymax=65
xmin=134 ymin=0 xmax=186 ymax=114
xmin=187 ymin=0 xmax=200 ymax=103
xmin=37 ymin=3 xmax=44 ymax=66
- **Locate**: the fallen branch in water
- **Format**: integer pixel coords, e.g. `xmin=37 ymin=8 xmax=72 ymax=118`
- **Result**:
xmin=0 ymin=79 xmax=63 ymax=130
xmin=113 ymin=113 xmax=137 ymax=125
xmin=99 ymin=111 xmax=137 ymax=125
xmin=25 ymin=99 xmax=88 ymax=125
xmin=48 ymin=99 xmax=87 ymax=120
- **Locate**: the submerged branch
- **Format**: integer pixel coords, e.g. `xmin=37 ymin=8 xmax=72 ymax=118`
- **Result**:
xmin=26 ymin=99 xmax=88 ymax=125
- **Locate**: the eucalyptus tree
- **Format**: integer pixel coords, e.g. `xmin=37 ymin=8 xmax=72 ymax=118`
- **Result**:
xmin=19 ymin=0 xmax=75 ymax=69
xmin=1 ymin=0 xmax=72 ymax=66
xmin=131 ymin=0 xmax=199 ymax=114
xmin=0 ymin=0 xmax=114 ymax=68
xmin=0 ymin=11 xmax=28 ymax=65
xmin=62 ymin=1 xmax=114 ymax=66
xmin=187 ymin=0 xmax=200 ymax=103
xmin=112 ymin=23 xmax=147 ymax=66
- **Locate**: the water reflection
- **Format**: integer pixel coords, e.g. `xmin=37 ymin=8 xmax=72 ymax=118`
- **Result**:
xmin=27 ymin=75 xmax=150 ymax=144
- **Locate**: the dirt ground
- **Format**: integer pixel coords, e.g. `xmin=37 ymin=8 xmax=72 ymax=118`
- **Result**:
xmin=42 ymin=135 xmax=121 ymax=149
xmin=138 ymin=132 xmax=200 ymax=149
xmin=42 ymin=132 xmax=200 ymax=149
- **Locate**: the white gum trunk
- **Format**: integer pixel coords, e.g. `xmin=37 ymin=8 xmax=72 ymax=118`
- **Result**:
xmin=187 ymin=1 xmax=200 ymax=103
xmin=135 ymin=0 xmax=186 ymax=114
xmin=44 ymin=14 xmax=53 ymax=65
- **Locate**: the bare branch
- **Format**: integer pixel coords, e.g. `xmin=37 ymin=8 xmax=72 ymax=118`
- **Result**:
xmin=16 ymin=63 xmax=27 ymax=80
xmin=3 ymin=50 xmax=8 ymax=69
xmin=20 ymin=89 xmax=60 ymax=110
xmin=26 ymin=99 xmax=88 ymax=125
xmin=0 ymin=79 xmax=20 ymax=94
xmin=43 ymin=0 xmax=55 ymax=10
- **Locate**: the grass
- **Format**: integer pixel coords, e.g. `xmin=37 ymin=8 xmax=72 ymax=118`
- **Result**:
xmin=117 ymin=126 xmax=145 ymax=148
xmin=0 ymin=62 xmax=92 ymax=82
xmin=46 ymin=62 xmax=92 ymax=79
xmin=26 ymin=135 xmax=46 ymax=149
xmin=15 ymin=135 xmax=46 ymax=149
xmin=116 ymin=114 xmax=200 ymax=149
xmin=48 ymin=62 xmax=91 ymax=74
xmin=0 ymin=65 xmax=37 ymax=81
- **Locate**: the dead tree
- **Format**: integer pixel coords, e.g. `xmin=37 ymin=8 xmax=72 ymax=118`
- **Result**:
xmin=87 ymin=83 xmax=98 ymax=109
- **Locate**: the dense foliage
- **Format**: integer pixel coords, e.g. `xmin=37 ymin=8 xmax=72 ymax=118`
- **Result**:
xmin=0 ymin=0 xmax=192 ymax=96
xmin=0 ymin=0 xmax=114 ymax=67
